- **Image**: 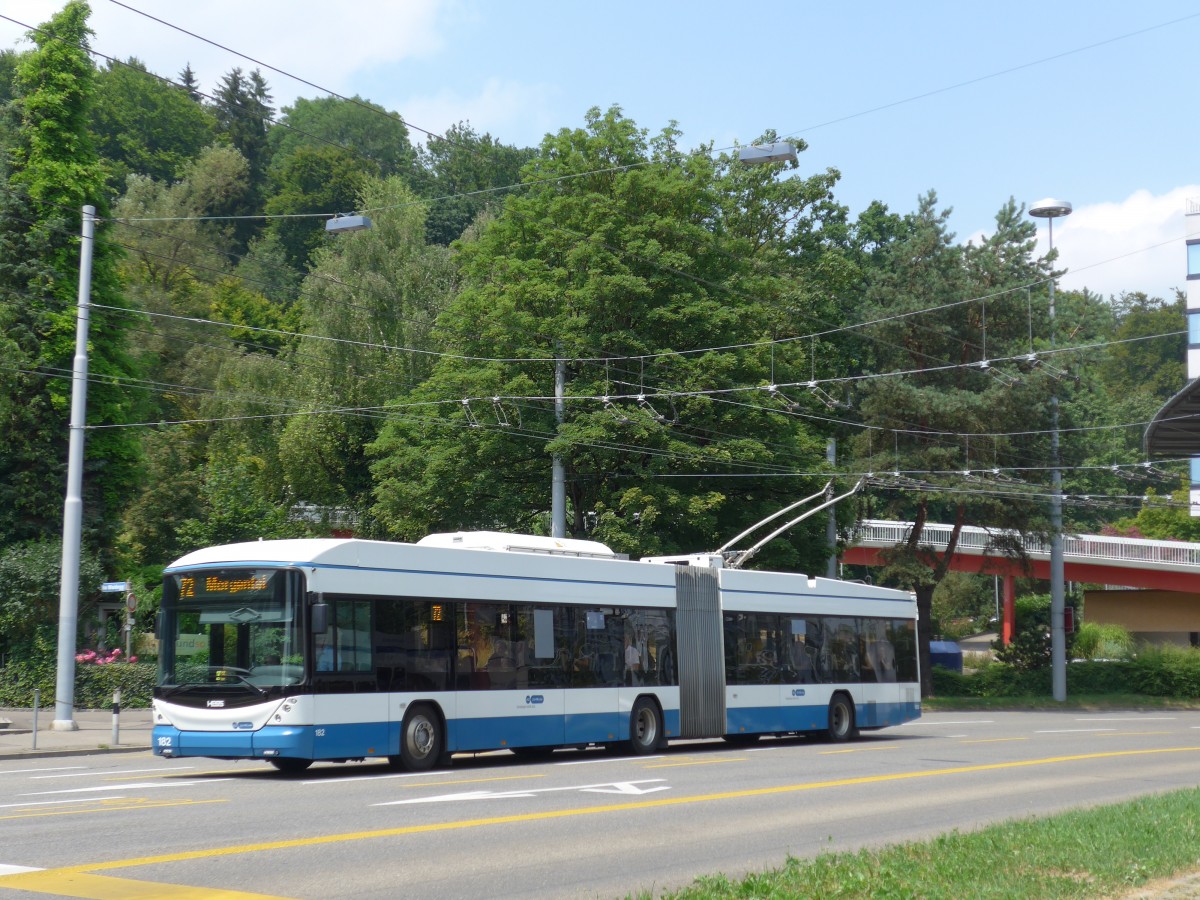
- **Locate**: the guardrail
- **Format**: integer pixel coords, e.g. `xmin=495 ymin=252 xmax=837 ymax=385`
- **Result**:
xmin=852 ymin=519 xmax=1200 ymax=571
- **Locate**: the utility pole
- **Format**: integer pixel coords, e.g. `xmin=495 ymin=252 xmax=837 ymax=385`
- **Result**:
xmin=826 ymin=438 xmax=838 ymax=578
xmin=1029 ymin=198 xmax=1072 ymax=703
xmin=53 ymin=205 xmax=96 ymax=731
xmin=551 ymin=354 xmax=566 ymax=538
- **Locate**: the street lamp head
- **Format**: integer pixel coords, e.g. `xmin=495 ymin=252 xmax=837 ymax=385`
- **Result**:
xmin=1029 ymin=198 xmax=1073 ymax=220
xmin=325 ymin=214 xmax=372 ymax=233
xmin=738 ymin=142 xmax=798 ymax=166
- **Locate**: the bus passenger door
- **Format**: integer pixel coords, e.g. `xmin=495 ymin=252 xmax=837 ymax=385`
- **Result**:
xmin=312 ymin=598 xmax=388 ymax=759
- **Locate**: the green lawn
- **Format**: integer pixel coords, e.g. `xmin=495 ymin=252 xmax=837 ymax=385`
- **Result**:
xmin=641 ymin=787 xmax=1200 ymax=899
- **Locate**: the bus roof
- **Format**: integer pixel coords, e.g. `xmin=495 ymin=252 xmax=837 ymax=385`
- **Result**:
xmin=415 ymin=531 xmax=616 ymax=558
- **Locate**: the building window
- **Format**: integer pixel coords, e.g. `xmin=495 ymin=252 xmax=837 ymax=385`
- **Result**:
xmin=1190 ymin=457 xmax=1200 ymax=486
xmin=1189 ymin=241 xmax=1200 ymax=279
xmin=1190 ymin=312 xmax=1200 ymax=346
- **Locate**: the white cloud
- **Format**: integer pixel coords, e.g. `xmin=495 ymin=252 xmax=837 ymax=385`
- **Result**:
xmin=395 ymin=78 xmax=562 ymax=148
xmin=3 ymin=0 xmax=453 ymax=107
xmin=1048 ymin=186 xmax=1200 ymax=301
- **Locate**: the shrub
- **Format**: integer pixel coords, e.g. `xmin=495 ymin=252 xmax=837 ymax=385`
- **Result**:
xmin=1067 ymin=660 xmax=1134 ymax=694
xmin=931 ymin=666 xmax=976 ymax=697
xmin=1129 ymin=645 xmax=1200 ymax=698
xmin=1073 ymin=622 xmax=1135 ymax=660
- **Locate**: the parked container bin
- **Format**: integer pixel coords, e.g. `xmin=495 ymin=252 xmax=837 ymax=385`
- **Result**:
xmin=929 ymin=640 xmax=963 ymax=673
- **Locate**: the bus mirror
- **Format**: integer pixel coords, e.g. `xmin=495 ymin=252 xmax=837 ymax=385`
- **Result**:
xmin=311 ymin=603 xmax=330 ymax=634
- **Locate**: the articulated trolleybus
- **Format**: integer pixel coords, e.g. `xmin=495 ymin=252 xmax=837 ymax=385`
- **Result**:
xmin=152 ymin=532 xmax=919 ymax=773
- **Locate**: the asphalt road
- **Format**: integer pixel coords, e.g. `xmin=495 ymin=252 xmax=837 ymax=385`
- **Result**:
xmin=3 ymin=709 xmax=1200 ymax=899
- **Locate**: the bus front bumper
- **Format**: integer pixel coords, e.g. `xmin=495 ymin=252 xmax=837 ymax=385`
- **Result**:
xmin=153 ymin=724 xmax=314 ymax=760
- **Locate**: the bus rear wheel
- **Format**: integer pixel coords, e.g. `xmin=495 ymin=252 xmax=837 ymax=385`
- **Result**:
xmin=398 ymin=704 xmax=443 ymax=771
xmin=627 ymin=698 xmax=661 ymax=755
xmin=269 ymin=757 xmax=312 ymax=774
xmin=825 ymin=693 xmax=858 ymax=743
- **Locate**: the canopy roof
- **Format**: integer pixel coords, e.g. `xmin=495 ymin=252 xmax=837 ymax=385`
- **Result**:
xmin=1145 ymin=378 xmax=1200 ymax=456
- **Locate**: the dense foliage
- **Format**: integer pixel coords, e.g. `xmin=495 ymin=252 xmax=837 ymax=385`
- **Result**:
xmin=0 ymin=2 xmax=1190 ymax=701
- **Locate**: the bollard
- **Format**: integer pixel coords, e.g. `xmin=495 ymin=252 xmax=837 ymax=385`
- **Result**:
xmin=32 ymin=688 xmax=39 ymax=750
xmin=111 ymin=688 xmax=121 ymax=746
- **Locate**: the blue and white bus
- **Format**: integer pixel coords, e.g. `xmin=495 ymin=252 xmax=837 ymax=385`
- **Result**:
xmin=151 ymin=532 xmax=919 ymax=773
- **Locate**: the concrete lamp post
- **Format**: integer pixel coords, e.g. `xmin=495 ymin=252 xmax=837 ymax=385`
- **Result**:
xmin=1028 ymin=197 xmax=1073 ymax=703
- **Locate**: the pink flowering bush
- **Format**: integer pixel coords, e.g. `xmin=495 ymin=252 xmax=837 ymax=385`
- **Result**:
xmin=75 ymin=648 xmax=138 ymax=665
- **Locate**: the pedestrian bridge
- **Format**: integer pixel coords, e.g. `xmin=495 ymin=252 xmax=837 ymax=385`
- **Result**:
xmin=842 ymin=520 xmax=1200 ymax=643
xmin=843 ymin=519 xmax=1200 ymax=593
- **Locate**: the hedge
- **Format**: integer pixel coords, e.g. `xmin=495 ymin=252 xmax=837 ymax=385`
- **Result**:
xmin=932 ymin=649 xmax=1200 ymax=700
xmin=0 ymin=660 xmax=156 ymax=709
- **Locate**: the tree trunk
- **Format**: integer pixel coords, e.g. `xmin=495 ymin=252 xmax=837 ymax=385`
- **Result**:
xmin=915 ymin=582 xmax=935 ymax=697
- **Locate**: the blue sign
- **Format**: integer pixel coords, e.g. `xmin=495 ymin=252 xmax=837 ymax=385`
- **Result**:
xmin=100 ymin=581 xmax=130 ymax=592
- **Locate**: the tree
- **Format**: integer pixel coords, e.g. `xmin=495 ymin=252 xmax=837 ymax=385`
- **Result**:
xmin=412 ymin=122 xmax=535 ymax=245
xmin=268 ymin=95 xmax=414 ymax=180
xmin=276 ymin=175 xmax=455 ymax=529
xmin=178 ymin=63 xmax=201 ymax=103
xmin=370 ymin=107 xmax=844 ymax=569
xmin=0 ymin=540 xmax=102 ymax=659
xmin=264 ymin=144 xmax=369 ymax=271
xmin=210 ymin=66 xmax=273 ymax=250
xmin=847 ymin=194 xmax=1053 ymax=694
xmin=0 ymin=0 xmax=144 ymax=551
xmin=90 ymin=56 xmax=215 ymax=191
xmin=1100 ymin=290 xmax=1185 ymax=403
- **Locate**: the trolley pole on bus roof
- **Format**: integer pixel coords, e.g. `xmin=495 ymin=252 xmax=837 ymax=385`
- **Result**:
xmin=53 ymin=204 xmax=96 ymax=732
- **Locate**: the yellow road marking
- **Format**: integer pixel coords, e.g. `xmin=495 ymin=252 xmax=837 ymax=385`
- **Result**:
xmin=643 ymin=758 xmax=746 ymax=768
xmin=0 ymin=870 xmax=290 ymax=899
xmin=960 ymin=737 xmax=1029 ymax=744
xmin=7 ymin=745 xmax=1192 ymax=881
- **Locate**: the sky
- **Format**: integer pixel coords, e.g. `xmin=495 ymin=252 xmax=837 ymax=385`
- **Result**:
xmin=3 ymin=0 xmax=1199 ymax=301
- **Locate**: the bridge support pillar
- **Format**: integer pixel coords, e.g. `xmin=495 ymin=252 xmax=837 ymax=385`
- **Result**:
xmin=1002 ymin=575 xmax=1016 ymax=645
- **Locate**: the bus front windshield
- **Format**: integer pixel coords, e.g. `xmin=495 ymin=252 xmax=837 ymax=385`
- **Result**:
xmin=158 ymin=568 xmax=305 ymax=692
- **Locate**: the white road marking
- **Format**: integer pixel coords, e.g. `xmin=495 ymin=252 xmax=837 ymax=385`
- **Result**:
xmin=0 ymin=797 xmax=124 ymax=809
xmin=376 ymin=779 xmax=669 ymax=805
xmin=0 ymin=864 xmax=42 ymax=875
xmin=1034 ymin=728 xmax=1116 ymax=734
xmin=31 ymin=767 xmax=191 ymax=780
xmin=0 ymin=766 xmax=86 ymax=776
xmin=21 ymin=779 xmax=231 ymax=796
xmin=556 ymin=754 xmax=665 ymax=765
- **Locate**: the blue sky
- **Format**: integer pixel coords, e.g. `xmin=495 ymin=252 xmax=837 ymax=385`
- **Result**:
xmin=5 ymin=0 xmax=1199 ymax=300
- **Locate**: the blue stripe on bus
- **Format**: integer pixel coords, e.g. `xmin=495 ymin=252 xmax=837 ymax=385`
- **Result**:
xmin=153 ymin=702 xmax=918 ymax=762
xmin=725 ymin=701 xmax=920 ymax=734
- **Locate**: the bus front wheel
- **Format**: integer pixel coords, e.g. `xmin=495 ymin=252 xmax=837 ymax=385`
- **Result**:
xmin=627 ymin=698 xmax=661 ymax=755
xmin=397 ymin=704 xmax=443 ymax=771
xmin=825 ymin=693 xmax=858 ymax=743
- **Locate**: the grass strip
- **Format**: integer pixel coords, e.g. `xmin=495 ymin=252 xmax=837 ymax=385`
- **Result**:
xmin=923 ymin=694 xmax=1200 ymax=712
xmin=645 ymin=786 xmax=1200 ymax=899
